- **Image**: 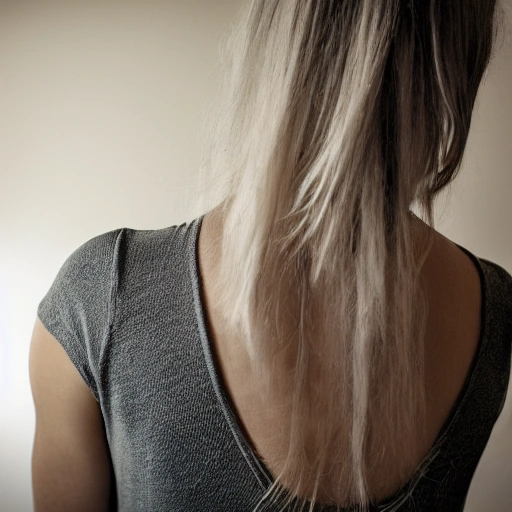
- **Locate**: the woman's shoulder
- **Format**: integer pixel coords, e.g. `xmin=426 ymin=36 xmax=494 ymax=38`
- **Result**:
xmin=411 ymin=215 xmax=511 ymax=295
xmin=427 ymin=227 xmax=512 ymax=340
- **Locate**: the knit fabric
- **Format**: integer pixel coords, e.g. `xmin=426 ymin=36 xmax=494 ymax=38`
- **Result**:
xmin=37 ymin=215 xmax=512 ymax=511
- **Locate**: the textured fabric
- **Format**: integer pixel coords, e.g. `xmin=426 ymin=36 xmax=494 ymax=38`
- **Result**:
xmin=37 ymin=215 xmax=512 ymax=511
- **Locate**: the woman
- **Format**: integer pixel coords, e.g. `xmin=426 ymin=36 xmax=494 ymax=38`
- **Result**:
xmin=30 ymin=1 xmax=511 ymax=511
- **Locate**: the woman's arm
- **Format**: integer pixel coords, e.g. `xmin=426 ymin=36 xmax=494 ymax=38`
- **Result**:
xmin=29 ymin=317 xmax=113 ymax=512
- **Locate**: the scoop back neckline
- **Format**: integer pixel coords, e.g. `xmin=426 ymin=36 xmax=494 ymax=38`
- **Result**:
xmin=188 ymin=214 xmax=488 ymax=511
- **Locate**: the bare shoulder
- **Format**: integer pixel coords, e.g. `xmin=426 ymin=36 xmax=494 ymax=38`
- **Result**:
xmin=410 ymin=215 xmax=481 ymax=296
xmin=428 ymin=227 xmax=481 ymax=300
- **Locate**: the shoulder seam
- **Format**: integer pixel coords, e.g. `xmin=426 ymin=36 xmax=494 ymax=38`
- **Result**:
xmin=96 ymin=228 xmax=125 ymax=403
xmin=107 ymin=227 xmax=125 ymax=343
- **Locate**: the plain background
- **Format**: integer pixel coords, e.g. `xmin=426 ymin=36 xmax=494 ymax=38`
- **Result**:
xmin=0 ymin=1 xmax=511 ymax=510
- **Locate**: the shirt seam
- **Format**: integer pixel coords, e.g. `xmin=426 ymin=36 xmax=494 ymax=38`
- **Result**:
xmin=96 ymin=227 xmax=125 ymax=405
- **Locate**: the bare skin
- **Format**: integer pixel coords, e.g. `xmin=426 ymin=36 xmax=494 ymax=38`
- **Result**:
xmin=30 ymin=316 xmax=114 ymax=512
xmin=197 ymin=205 xmax=483 ymax=505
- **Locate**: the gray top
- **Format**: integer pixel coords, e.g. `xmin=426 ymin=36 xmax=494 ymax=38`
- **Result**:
xmin=37 ymin=215 xmax=512 ymax=511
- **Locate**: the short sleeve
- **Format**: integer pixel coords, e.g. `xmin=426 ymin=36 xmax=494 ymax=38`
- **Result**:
xmin=37 ymin=228 xmax=123 ymax=403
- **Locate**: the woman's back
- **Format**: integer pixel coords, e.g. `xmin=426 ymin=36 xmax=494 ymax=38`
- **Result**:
xmin=198 ymin=206 xmax=487 ymax=506
xmin=35 ymin=212 xmax=511 ymax=510
xmin=192 ymin=1 xmax=504 ymax=506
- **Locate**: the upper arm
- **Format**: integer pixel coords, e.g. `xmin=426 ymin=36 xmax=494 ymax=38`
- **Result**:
xmin=29 ymin=316 xmax=114 ymax=512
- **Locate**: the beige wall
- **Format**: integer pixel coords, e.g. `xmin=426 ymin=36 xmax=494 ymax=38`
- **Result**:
xmin=0 ymin=1 xmax=510 ymax=511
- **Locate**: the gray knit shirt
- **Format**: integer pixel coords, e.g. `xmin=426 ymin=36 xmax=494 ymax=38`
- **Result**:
xmin=37 ymin=215 xmax=512 ymax=511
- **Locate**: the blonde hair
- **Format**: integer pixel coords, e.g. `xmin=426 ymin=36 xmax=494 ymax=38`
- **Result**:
xmin=193 ymin=1 xmax=499 ymax=510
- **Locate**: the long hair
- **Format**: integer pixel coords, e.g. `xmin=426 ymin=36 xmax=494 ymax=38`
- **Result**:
xmin=193 ymin=1 xmax=500 ymax=510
